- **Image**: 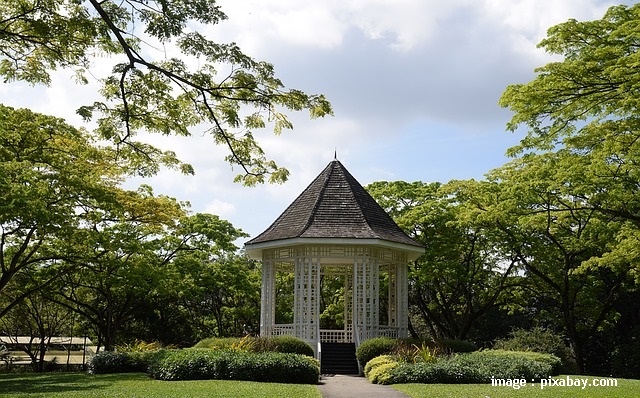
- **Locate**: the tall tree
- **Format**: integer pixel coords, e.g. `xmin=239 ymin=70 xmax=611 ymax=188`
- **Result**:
xmin=499 ymin=3 xmax=640 ymax=283
xmin=367 ymin=180 xmax=518 ymax=341
xmin=0 ymin=104 xmax=129 ymax=319
xmin=497 ymin=4 xmax=640 ymax=371
xmin=0 ymin=0 xmax=332 ymax=184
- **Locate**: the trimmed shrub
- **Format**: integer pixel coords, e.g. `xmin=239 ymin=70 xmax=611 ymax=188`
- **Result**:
xmin=368 ymin=362 xmax=399 ymax=385
xmin=364 ymin=355 xmax=397 ymax=378
xmin=149 ymin=349 xmax=319 ymax=384
xmin=384 ymin=350 xmax=554 ymax=385
xmin=193 ymin=335 xmax=314 ymax=357
xmin=253 ymin=336 xmax=315 ymax=357
xmin=493 ymin=327 xmax=576 ymax=373
xmin=88 ymin=351 xmax=129 ymax=374
xmin=88 ymin=350 xmax=167 ymax=374
xmin=192 ymin=337 xmax=241 ymax=350
xmin=355 ymin=337 xmax=396 ymax=368
xmin=481 ymin=349 xmax=561 ymax=375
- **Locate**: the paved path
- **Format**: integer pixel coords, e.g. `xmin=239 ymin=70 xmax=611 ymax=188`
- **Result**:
xmin=318 ymin=374 xmax=410 ymax=398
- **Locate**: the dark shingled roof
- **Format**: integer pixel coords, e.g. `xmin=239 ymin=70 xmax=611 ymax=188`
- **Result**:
xmin=245 ymin=160 xmax=422 ymax=248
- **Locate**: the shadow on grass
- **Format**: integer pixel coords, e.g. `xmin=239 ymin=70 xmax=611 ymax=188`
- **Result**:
xmin=0 ymin=372 xmax=147 ymax=395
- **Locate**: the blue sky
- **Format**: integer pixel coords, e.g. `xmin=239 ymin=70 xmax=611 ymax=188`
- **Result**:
xmin=0 ymin=0 xmax=629 ymax=242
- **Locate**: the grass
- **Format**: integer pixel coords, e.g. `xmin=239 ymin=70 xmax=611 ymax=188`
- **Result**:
xmin=392 ymin=376 xmax=640 ymax=398
xmin=0 ymin=373 xmax=321 ymax=398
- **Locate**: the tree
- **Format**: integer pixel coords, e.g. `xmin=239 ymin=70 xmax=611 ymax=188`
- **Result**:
xmin=367 ymin=180 xmax=518 ymax=341
xmin=0 ymin=104 xmax=130 ymax=319
xmin=498 ymin=4 xmax=640 ymax=372
xmin=477 ymin=155 xmax=630 ymax=374
xmin=0 ymin=0 xmax=332 ymax=184
xmin=49 ymin=189 xmax=248 ymax=350
xmin=499 ymin=3 xmax=640 ymax=283
xmin=0 ymin=290 xmax=73 ymax=372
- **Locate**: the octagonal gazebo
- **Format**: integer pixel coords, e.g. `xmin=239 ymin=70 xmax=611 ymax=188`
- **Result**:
xmin=244 ymin=160 xmax=424 ymax=372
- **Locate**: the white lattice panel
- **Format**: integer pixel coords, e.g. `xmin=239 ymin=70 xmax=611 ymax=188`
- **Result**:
xmin=294 ymin=256 xmax=320 ymax=343
xmin=260 ymin=260 xmax=276 ymax=336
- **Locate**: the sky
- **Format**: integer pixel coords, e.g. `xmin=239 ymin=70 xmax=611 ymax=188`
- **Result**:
xmin=0 ymin=0 xmax=630 ymax=243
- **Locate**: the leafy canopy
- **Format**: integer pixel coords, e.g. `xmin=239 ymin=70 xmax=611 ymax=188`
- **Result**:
xmin=0 ymin=0 xmax=332 ymax=184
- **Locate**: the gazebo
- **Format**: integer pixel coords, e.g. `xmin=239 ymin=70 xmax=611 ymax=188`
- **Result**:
xmin=244 ymin=160 xmax=424 ymax=373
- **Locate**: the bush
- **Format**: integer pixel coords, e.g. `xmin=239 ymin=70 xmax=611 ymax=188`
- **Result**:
xmin=368 ymin=362 xmax=399 ymax=385
xmin=384 ymin=350 xmax=554 ymax=385
xmin=355 ymin=337 xmax=397 ymax=368
xmin=493 ymin=327 xmax=576 ymax=373
xmin=481 ymin=349 xmax=561 ymax=375
xmin=88 ymin=350 xmax=167 ymax=374
xmin=193 ymin=335 xmax=314 ymax=357
xmin=253 ymin=336 xmax=314 ymax=357
xmin=192 ymin=337 xmax=241 ymax=350
xmin=364 ymin=355 xmax=397 ymax=378
xmin=149 ymin=349 xmax=319 ymax=384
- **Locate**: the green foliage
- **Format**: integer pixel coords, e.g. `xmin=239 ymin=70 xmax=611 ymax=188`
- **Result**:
xmin=611 ymin=340 xmax=640 ymax=379
xmin=436 ymin=339 xmax=478 ymax=354
xmin=355 ymin=338 xmax=397 ymax=367
xmin=366 ymin=180 xmax=518 ymax=342
xmin=253 ymin=336 xmax=315 ymax=357
xmin=115 ymin=340 xmax=165 ymax=352
xmin=368 ymin=362 xmax=400 ymax=385
xmin=364 ymin=355 xmax=397 ymax=378
xmin=88 ymin=349 xmax=170 ymax=374
xmin=0 ymin=0 xmax=333 ymax=185
xmin=88 ymin=351 xmax=135 ymax=374
xmin=148 ymin=349 xmax=319 ymax=384
xmin=193 ymin=335 xmax=314 ymax=357
xmin=493 ymin=327 xmax=575 ymax=374
xmin=386 ymin=350 xmax=554 ymax=385
xmin=193 ymin=337 xmax=241 ymax=350
xmin=476 ymin=350 xmax=562 ymax=376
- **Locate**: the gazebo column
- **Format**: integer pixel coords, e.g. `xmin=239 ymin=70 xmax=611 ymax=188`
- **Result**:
xmin=294 ymin=255 xmax=321 ymax=354
xmin=395 ymin=263 xmax=409 ymax=338
xmin=388 ymin=266 xmax=397 ymax=329
xmin=260 ymin=259 xmax=276 ymax=337
xmin=353 ymin=255 xmax=379 ymax=346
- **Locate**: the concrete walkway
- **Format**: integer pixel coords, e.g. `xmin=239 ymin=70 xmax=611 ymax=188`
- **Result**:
xmin=318 ymin=374 xmax=410 ymax=398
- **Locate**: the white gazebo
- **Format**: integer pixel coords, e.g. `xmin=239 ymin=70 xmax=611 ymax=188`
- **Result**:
xmin=244 ymin=160 xmax=424 ymax=372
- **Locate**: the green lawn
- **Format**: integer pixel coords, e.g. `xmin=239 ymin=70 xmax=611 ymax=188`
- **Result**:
xmin=0 ymin=373 xmax=321 ymax=398
xmin=393 ymin=376 xmax=640 ymax=398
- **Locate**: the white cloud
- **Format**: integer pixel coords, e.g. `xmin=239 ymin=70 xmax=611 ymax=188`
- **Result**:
xmin=204 ymin=199 xmax=237 ymax=217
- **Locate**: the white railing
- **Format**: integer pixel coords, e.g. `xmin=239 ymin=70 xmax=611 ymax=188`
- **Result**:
xmin=272 ymin=324 xmax=295 ymax=336
xmin=378 ymin=326 xmax=400 ymax=339
xmin=319 ymin=329 xmax=353 ymax=343
xmin=269 ymin=324 xmax=399 ymax=341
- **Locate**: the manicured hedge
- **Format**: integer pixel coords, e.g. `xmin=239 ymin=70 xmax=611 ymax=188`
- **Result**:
xmin=368 ymin=350 xmax=557 ymax=385
xmin=253 ymin=336 xmax=315 ymax=357
xmin=493 ymin=327 xmax=577 ymax=373
xmin=88 ymin=350 xmax=167 ymax=374
xmin=192 ymin=336 xmax=314 ymax=357
xmin=355 ymin=337 xmax=397 ymax=368
xmin=148 ymin=349 xmax=319 ymax=384
xmin=363 ymin=354 xmax=397 ymax=378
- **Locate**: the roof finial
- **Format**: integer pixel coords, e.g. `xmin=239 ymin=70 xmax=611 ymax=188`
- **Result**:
xmin=334 ymin=148 xmax=337 ymax=160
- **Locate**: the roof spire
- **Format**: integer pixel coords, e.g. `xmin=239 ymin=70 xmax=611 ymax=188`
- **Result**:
xmin=334 ymin=148 xmax=337 ymax=160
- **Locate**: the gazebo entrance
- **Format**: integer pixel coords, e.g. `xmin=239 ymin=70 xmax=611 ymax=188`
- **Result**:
xmin=245 ymin=160 xmax=424 ymax=373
